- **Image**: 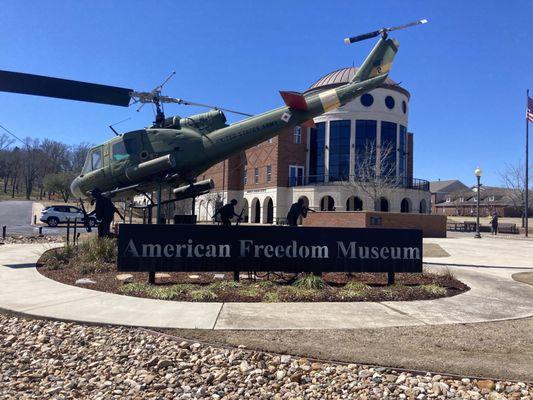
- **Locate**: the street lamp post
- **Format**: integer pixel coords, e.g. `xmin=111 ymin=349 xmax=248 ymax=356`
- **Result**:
xmin=474 ymin=167 xmax=482 ymax=238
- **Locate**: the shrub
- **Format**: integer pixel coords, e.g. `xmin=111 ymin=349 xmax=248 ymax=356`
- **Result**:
xmin=256 ymin=280 xmax=275 ymax=288
xmin=189 ymin=288 xmax=217 ymax=301
xmin=293 ymin=274 xmax=325 ymax=290
xmin=77 ymin=236 xmax=117 ymax=264
xmin=119 ymin=282 xmax=149 ymax=295
xmin=421 ymin=283 xmax=446 ymax=296
xmin=263 ymin=292 xmax=280 ymax=302
xmin=339 ymin=281 xmax=369 ymax=300
xmin=208 ymin=281 xmax=240 ymax=291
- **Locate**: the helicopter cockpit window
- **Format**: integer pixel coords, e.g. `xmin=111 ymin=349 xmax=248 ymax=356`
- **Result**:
xmin=91 ymin=149 xmax=102 ymax=170
xmin=112 ymin=140 xmax=129 ymax=161
xmin=82 ymin=148 xmax=103 ymax=173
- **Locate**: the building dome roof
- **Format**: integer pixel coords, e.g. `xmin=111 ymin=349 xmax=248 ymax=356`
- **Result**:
xmin=305 ymin=67 xmax=410 ymax=99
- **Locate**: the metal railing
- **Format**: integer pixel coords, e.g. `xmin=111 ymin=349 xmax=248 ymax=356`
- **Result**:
xmin=288 ymin=175 xmax=430 ymax=191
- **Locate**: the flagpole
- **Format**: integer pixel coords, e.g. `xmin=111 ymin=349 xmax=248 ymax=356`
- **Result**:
xmin=526 ymin=89 xmax=529 ymax=237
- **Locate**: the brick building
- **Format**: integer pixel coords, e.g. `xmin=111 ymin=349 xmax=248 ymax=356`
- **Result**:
xmin=433 ymin=186 xmax=533 ymax=217
xmin=195 ymin=67 xmax=431 ymax=223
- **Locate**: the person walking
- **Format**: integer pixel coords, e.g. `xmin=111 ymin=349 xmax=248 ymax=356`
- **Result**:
xmin=489 ymin=211 xmax=499 ymax=235
xmin=213 ymin=199 xmax=241 ymax=226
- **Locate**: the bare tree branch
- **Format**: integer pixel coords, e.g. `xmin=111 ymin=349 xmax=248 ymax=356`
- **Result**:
xmin=343 ymin=140 xmax=401 ymax=210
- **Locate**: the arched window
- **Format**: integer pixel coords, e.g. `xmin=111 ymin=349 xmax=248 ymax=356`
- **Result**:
xmin=241 ymin=198 xmax=249 ymax=222
xmin=400 ymin=198 xmax=411 ymax=213
xmin=375 ymin=197 xmax=389 ymax=212
xmin=251 ymin=198 xmax=261 ymax=223
xmin=263 ymin=197 xmax=274 ymax=224
xmin=346 ymin=196 xmax=363 ymax=211
xmin=419 ymin=199 xmax=427 ymax=214
xmin=320 ymin=195 xmax=335 ymax=211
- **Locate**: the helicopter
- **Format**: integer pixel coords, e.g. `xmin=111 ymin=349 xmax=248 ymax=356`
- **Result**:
xmin=0 ymin=20 xmax=426 ymax=209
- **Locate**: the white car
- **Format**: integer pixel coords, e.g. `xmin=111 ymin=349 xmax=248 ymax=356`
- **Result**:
xmin=40 ymin=205 xmax=97 ymax=227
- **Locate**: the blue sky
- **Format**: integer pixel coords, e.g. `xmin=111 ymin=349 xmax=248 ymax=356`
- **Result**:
xmin=1 ymin=0 xmax=532 ymax=186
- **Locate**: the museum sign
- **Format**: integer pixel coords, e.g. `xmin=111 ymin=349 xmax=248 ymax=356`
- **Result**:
xmin=117 ymin=224 xmax=422 ymax=273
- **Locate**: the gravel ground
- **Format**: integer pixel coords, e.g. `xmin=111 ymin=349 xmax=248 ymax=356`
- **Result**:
xmin=1 ymin=313 xmax=531 ymax=399
xmin=169 ymin=317 xmax=533 ymax=383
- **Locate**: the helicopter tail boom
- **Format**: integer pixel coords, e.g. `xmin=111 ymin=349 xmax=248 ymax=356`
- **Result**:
xmin=351 ymin=37 xmax=399 ymax=84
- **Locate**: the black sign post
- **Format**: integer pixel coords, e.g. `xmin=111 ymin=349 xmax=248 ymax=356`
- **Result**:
xmin=118 ymin=225 xmax=422 ymax=275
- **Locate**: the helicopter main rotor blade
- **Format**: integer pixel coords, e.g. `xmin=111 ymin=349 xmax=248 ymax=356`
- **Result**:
xmin=387 ymin=19 xmax=428 ymax=33
xmin=344 ymin=30 xmax=381 ymax=44
xmin=0 ymin=70 xmax=133 ymax=107
xmin=344 ymin=18 xmax=428 ymax=45
xmin=161 ymin=96 xmax=253 ymax=117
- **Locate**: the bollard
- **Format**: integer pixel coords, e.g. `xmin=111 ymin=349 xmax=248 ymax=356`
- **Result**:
xmin=73 ymin=218 xmax=78 ymax=245
xmin=148 ymin=271 xmax=156 ymax=285
xmin=2 ymin=225 xmax=6 ymax=240
xmin=38 ymin=226 xmax=43 ymax=235
xmin=66 ymin=218 xmax=70 ymax=246
xmin=387 ymin=272 xmax=395 ymax=286
xmin=33 ymin=215 xmax=37 ymax=225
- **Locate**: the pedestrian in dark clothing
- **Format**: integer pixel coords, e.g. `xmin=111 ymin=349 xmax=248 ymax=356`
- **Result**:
xmin=89 ymin=188 xmax=123 ymax=238
xmin=490 ymin=212 xmax=499 ymax=235
xmin=213 ymin=199 xmax=241 ymax=226
xmin=286 ymin=198 xmax=314 ymax=226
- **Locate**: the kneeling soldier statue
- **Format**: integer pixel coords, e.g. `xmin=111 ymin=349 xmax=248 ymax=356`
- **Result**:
xmin=213 ymin=199 xmax=242 ymax=226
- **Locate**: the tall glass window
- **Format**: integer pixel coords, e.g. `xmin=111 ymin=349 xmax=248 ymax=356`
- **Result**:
xmin=355 ymin=120 xmax=377 ymax=174
xmin=399 ymin=125 xmax=407 ymax=181
xmin=380 ymin=121 xmax=397 ymax=177
xmin=329 ymin=120 xmax=351 ymax=181
xmin=308 ymin=122 xmax=325 ymax=183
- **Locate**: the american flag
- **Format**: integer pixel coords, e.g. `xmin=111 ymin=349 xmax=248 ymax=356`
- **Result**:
xmin=528 ymin=96 xmax=533 ymax=123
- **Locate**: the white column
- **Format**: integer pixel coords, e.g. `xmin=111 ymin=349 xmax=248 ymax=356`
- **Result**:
xmin=324 ymin=120 xmax=330 ymax=183
xmin=349 ymin=119 xmax=356 ymax=179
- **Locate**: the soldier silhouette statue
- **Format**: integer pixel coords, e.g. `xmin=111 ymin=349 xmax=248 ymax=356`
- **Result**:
xmin=286 ymin=198 xmax=314 ymax=226
xmin=89 ymin=188 xmax=123 ymax=238
xmin=213 ymin=199 xmax=242 ymax=226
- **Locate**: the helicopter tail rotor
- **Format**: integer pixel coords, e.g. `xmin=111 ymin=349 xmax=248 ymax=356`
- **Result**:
xmin=344 ymin=18 xmax=428 ymax=44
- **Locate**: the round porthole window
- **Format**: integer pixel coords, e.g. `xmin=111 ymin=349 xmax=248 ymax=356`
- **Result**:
xmin=402 ymin=100 xmax=407 ymax=114
xmin=360 ymin=93 xmax=374 ymax=107
xmin=385 ymin=96 xmax=395 ymax=109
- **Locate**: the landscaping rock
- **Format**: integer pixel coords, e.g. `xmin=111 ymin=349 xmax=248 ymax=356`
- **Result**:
xmin=75 ymin=278 xmax=96 ymax=285
xmin=0 ymin=313 xmax=530 ymax=399
xmin=116 ymin=274 xmax=133 ymax=282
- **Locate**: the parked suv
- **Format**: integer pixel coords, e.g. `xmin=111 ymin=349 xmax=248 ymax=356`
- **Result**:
xmin=40 ymin=205 xmax=97 ymax=227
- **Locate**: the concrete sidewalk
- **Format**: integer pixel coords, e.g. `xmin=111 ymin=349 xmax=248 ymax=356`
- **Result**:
xmin=0 ymin=238 xmax=532 ymax=330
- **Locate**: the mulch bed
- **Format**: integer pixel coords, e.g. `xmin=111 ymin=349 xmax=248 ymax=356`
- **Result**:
xmin=37 ymin=248 xmax=469 ymax=302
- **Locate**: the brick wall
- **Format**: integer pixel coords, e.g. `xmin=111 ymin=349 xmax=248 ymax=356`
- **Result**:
xmin=302 ymin=211 xmax=447 ymax=238
xmin=278 ymin=127 xmax=307 ymax=187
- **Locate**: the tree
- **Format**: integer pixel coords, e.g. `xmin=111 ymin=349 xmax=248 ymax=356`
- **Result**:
xmin=43 ymin=172 xmax=75 ymax=202
xmin=499 ymin=161 xmax=533 ymax=226
xmin=70 ymin=142 xmax=92 ymax=173
xmin=343 ymin=140 xmax=401 ymax=210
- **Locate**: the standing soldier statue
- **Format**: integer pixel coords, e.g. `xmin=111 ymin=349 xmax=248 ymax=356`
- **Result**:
xmin=213 ymin=199 xmax=242 ymax=226
xmin=89 ymin=188 xmax=123 ymax=238
xmin=286 ymin=198 xmax=314 ymax=226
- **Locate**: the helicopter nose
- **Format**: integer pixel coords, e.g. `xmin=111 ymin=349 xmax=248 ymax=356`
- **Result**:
xmin=70 ymin=177 xmax=84 ymax=199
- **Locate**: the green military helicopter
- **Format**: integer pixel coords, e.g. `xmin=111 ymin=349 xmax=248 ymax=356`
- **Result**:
xmin=0 ymin=19 xmax=426 ymax=210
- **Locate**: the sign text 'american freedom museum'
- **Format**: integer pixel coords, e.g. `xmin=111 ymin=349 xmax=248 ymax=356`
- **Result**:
xmin=117 ymin=225 xmax=423 ymax=273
